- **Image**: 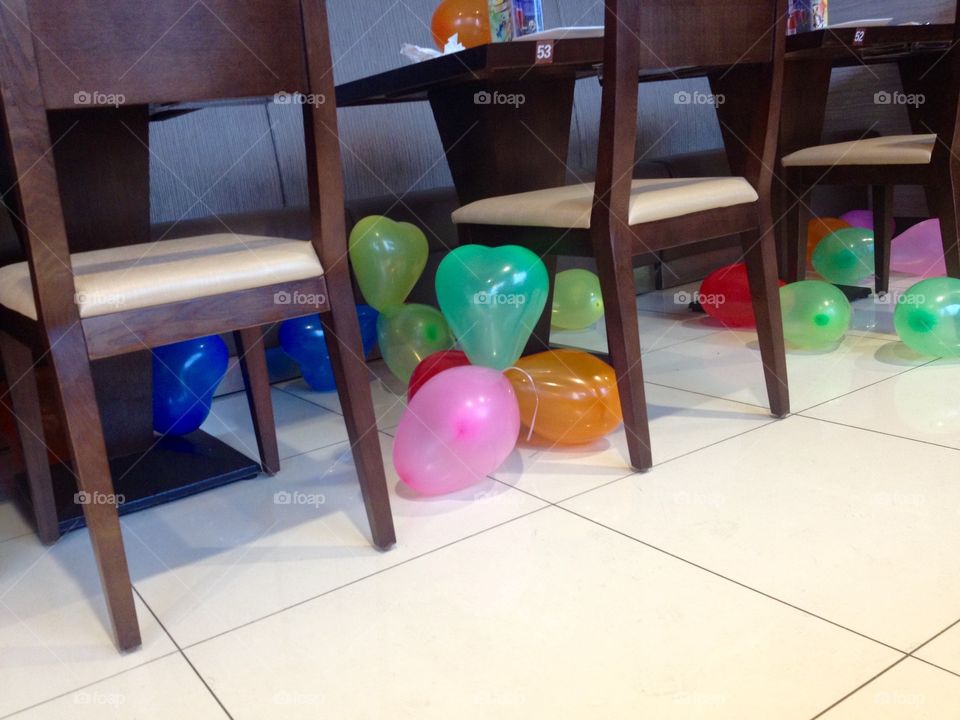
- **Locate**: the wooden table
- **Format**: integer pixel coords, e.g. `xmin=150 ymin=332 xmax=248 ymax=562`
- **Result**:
xmin=1 ymin=108 xmax=260 ymax=538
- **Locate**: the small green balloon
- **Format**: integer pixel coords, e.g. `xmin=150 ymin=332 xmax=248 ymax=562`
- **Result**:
xmin=893 ymin=277 xmax=960 ymax=358
xmin=780 ymin=280 xmax=852 ymax=348
xmin=377 ymin=304 xmax=454 ymax=382
xmin=551 ymin=269 xmax=604 ymax=330
xmin=348 ymin=216 xmax=428 ymax=312
xmin=811 ymin=227 xmax=874 ymax=285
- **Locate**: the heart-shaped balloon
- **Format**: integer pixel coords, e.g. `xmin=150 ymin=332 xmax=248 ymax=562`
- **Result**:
xmin=435 ymin=245 xmax=549 ymax=370
xmin=377 ymin=303 xmax=455 ymax=383
xmin=348 ymin=216 xmax=428 ymax=311
xmin=153 ymin=335 xmax=229 ymax=436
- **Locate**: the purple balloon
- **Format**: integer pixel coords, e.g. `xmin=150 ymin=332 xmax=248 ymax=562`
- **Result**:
xmin=891 ymin=219 xmax=947 ymax=277
xmin=840 ymin=209 xmax=895 ymax=237
xmin=393 ymin=366 xmax=520 ymax=496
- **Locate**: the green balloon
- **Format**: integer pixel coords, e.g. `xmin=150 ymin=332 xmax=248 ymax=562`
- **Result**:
xmin=551 ymin=269 xmax=604 ymax=330
xmin=435 ymin=245 xmax=549 ymax=371
xmin=348 ymin=216 xmax=428 ymax=311
xmin=811 ymin=227 xmax=874 ymax=285
xmin=377 ymin=304 xmax=454 ymax=383
xmin=780 ymin=280 xmax=851 ymax=348
xmin=894 ymin=277 xmax=960 ymax=358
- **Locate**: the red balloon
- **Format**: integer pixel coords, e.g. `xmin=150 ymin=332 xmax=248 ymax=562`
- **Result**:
xmin=407 ymin=350 xmax=471 ymax=401
xmin=698 ymin=263 xmax=784 ymax=328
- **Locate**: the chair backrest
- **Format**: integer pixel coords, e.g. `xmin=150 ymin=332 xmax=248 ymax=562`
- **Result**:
xmin=591 ymin=0 xmax=787 ymax=233
xmin=0 ymin=0 xmax=347 ymax=333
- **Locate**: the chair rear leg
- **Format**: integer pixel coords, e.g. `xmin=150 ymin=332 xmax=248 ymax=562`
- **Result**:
xmin=926 ymin=180 xmax=960 ymax=279
xmin=321 ymin=273 xmax=395 ymax=549
xmin=741 ymin=223 xmax=790 ymax=418
xmin=0 ymin=333 xmax=59 ymax=544
xmin=872 ymin=184 xmax=893 ymax=295
xmin=523 ymin=253 xmax=556 ymax=356
xmin=595 ymin=235 xmax=652 ymax=472
xmin=782 ymin=174 xmax=809 ymax=283
xmin=48 ymin=325 xmax=140 ymax=650
xmin=233 ymin=326 xmax=280 ymax=475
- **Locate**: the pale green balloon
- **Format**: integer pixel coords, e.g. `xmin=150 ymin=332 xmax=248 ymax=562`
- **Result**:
xmin=780 ymin=280 xmax=851 ymax=348
xmin=377 ymin=304 xmax=454 ymax=382
xmin=811 ymin=227 xmax=874 ymax=285
xmin=894 ymin=277 xmax=960 ymax=358
xmin=551 ymin=269 xmax=604 ymax=330
xmin=348 ymin=216 xmax=428 ymax=311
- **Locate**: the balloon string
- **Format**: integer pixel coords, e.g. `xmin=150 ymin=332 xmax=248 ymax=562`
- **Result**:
xmin=508 ymin=366 xmax=539 ymax=442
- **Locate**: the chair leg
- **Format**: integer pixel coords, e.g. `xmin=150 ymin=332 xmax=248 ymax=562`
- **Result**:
xmin=595 ymin=237 xmax=652 ymax=472
xmin=926 ymin=180 xmax=960 ymax=279
xmin=741 ymin=224 xmax=790 ymax=418
xmin=784 ymin=176 xmax=812 ymax=283
xmin=321 ymin=272 xmax=396 ymax=549
xmin=872 ymin=184 xmax=893 ymax=295
xmin=233 ymin=326 xmax=280 ymax=475
xmin=0 ymin=333 xmax=59 ymax=544
xmin=522 ymin=254 xmax=556 ymax=356
xmin=48 ymin=324 xmax=140 ymax=651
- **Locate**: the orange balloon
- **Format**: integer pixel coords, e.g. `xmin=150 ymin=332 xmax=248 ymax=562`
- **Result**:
xmin=430 ymin=0 xmax=490 ymax=49
xmin=505 ymin=350 xmax=623 ymax=446
xmin=807 ymin=217 xmax=851 ymax=266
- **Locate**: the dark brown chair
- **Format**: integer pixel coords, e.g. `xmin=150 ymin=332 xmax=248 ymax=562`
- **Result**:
xmin=780 ymin=8 xmax=960 ymax=294
xmin=0 ymin=0 xmax=395 ymax=652
xmin=452 ymin=0 xmax=790 ymax=471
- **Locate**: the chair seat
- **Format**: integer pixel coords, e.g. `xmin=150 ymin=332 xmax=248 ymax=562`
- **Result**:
xmin=450 ymin=177 xmax=759 ymax=229
xmin=0 ymin=233 xmax=324 ymax=320
xmin=781 ymin=134 xmax=937 ymax=167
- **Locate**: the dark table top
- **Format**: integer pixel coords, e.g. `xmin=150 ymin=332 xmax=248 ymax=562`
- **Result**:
xmin=335 ymin=24 xmax=955 ymax=108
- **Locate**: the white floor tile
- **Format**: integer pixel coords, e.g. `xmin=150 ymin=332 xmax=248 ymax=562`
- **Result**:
xmin=818 ymin=658 xmax=960 ymax=719
xmin=0 ymin=533 xmax=176 ymax=717
xmin=185 ymin=507 xmax=897 ymax=720
xmin=639 ymin=327 xmax=927 ymax=411
xmin=9 ymin=653 xmax=227 ymax=719
xmin=493 ymin=384 xmax=774 ymax=502
xmin=561 ymin=416 xmax=960 ymax=651
xmin=0 ymin=495 xmax=33 ymax=544
xmin=278 ymin=359 xmax=408 ymax=431
xmin=914 ymin=623 xmax=960 ymax=675
xmin=803 ymin=359 xmax=960 ymax=449
xmin=123 ymin=435 xmax=545 ymax=647
xmin=201 ymin=388 xmax=350 ymax=461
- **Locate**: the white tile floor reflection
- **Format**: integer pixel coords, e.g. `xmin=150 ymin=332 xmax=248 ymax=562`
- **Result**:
xmin=2 ymin=273 xmax=960 ymax=718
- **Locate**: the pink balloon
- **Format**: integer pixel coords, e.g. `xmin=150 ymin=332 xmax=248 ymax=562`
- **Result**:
xmin=393 ymin=366 xmax=520 ymax=496
xmin=891 ymin=218 xmax=947 ymax=277
xmin=840 ymin=209 xmax=897 ymax=238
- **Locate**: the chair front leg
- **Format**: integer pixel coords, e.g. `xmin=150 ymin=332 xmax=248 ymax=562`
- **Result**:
xmin=234 ymin=326 xmax=280 ymax=475
xmin=871 ymin=184 xmax=893 ymax=295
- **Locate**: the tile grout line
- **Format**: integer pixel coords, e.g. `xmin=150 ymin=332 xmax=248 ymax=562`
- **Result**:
xmin=179 ymin=505 xmax=552 ymax=652
xmin=131 ymin=585 xmax=236 ymax=720
xmin=807 ymin=655 xmax=912 ymax=720
xmin=794 ymin=413 xmax=960 ymax=454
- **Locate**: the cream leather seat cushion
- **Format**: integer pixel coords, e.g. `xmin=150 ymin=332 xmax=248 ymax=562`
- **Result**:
xmin=0 ymin=233 xmax=324 ymax=321
xmin=781 ymin=134 xmax=936 ymax=167
xmin=451 ymin=177 xmax=758 ymax=229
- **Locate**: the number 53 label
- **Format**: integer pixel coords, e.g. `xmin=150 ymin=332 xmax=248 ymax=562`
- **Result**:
xmin=535 ymin=40 xmax=555 ymax=65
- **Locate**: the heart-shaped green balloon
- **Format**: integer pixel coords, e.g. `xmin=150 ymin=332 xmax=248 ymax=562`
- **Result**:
xmin=435 ymin=245 xmax=549 ymax=370
xmin=377 ymin=304 xmax=455 ymax=383
xmin=348 ymin=216 xmax=428 ymax=311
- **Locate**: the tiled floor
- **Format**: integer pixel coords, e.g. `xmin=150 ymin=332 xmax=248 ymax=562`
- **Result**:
xmin=3 ymin=275 xmax=960 ymax=718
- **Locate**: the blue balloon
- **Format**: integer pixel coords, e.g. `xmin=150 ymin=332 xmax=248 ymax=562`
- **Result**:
xmin=153 ymin=335 xmax=230 ymax=436
xmin=279 ymin=305 xmax=379 ymax=391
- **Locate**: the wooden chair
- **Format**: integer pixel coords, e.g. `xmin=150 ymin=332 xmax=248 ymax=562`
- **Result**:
xmin=452 ymin=0 xmax=790 ymax=471
xmin=0 ymin=0 xmax=396 ymax=652
xmin=781 ymin=8 xmax=960 ymax=294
